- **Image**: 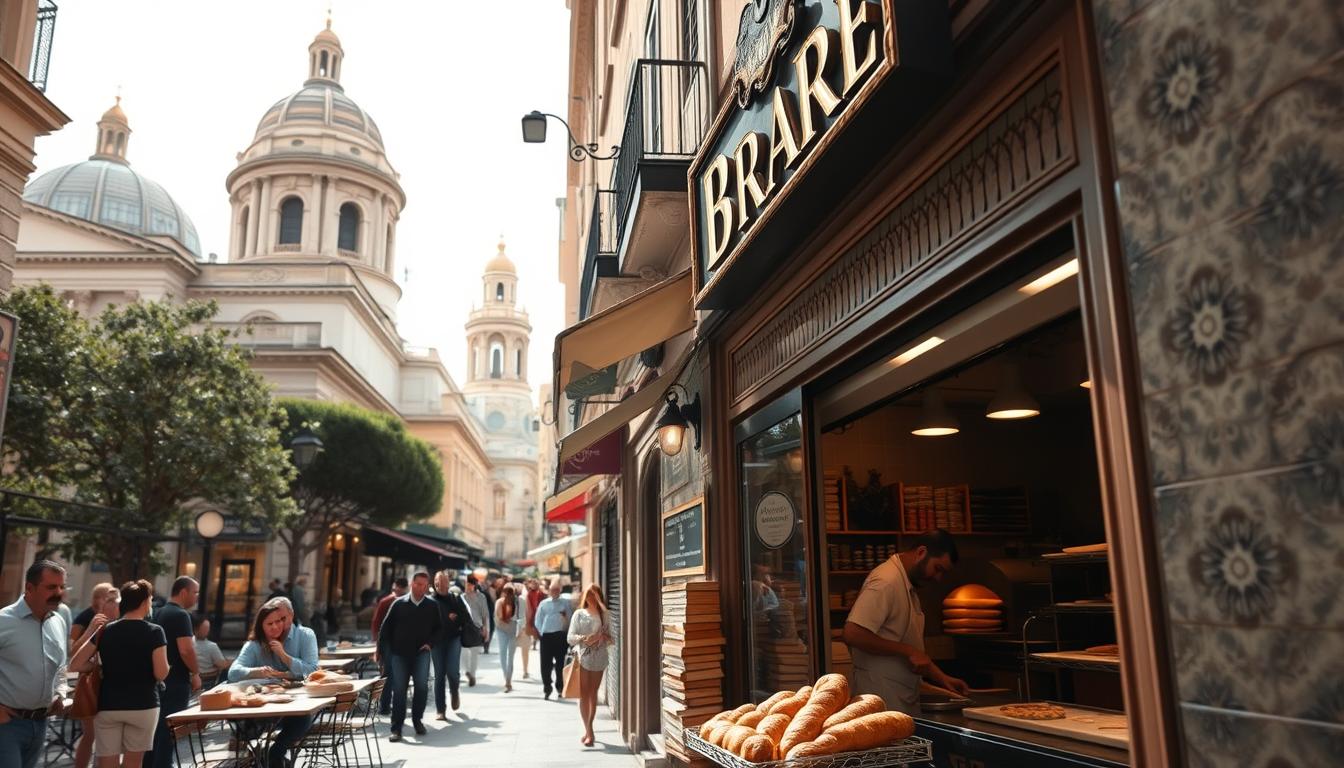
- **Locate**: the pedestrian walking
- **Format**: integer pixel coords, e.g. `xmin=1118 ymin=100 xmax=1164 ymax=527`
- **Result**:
xmin=526 ymin=578 xmax=544 ymax=656
xmin=69 ymin=580 xmax=168 ymax=768
xmin=517 ymin=582 xmax=532 ymax=678
xmin=146 ymin=577 xmax=201 ymax=768
xmin=70 ymin=586 xmax=119 ymax=768
xmin=370 ymin=577 xmax=407 ymax=716
xmin=430 ymin=571 xmax=470 ymax=717
xmin=461 ymin=575 xmax=489 ymax=687
xmin=482 ymin=577 xmax=497 ymax=654
xmin=568 ymin=584 xmax=614 ymax=747
xmin=378 ymin=572 xmax=441 ymax=743
xmin=228 ymin=597 xmax=319 ymax=766
xmin=266 ymin=578 xmax=287 ymax=601
xmin=68 ymin=582 xmax=114 ymax=650
xmin=290 ymin=576 xmax=309 ymax=628
xmin=494 ymin=585 xmax=520 ymax=692
xmin=533 ymin=578 xmax=573 ymax=700
xmin=0 ymin=560 xmax=70 ymax=768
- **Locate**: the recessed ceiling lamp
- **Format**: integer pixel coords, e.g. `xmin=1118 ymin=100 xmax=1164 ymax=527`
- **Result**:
xmin=1019 ymin=259 xmax=1080 ymax=296
xmin=912 ymin=388 xmax=960 ymax=437
xmin=986 ymin=361 xmax=1040 ymax=420
xmin=891 ymin=336 xmax=944 ymax=366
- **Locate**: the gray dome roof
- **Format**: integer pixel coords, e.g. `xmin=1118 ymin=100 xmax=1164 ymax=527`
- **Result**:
xmin=255 ymin=81 xmax=383 ymax=147
xmin=23 ymin=159 xmax=202 ymax=256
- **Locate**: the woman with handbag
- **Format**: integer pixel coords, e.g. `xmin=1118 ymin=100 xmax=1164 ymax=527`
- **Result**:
xmin=70 ymin=587 xmax=119 ymax=768
xmin=68 ymin=580 xmax=168 ymax=768
xmin=493 ymin=585 xmax=520 ymax=692
xmin=567 ymin=584 xmax=613 ymax=747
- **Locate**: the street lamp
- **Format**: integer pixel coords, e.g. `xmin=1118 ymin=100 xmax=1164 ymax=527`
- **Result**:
xmin=290 ymin=427 xmax=325 ymax=470
xmin=655 ymin=387 xmax=702 ymax=456
xmin=520 ymin=110 xmax=619 ymax=162
xmin=195 ymin=508 xmax=225 ymax=636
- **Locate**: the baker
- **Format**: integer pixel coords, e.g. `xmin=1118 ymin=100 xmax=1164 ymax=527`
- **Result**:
xmin=842 ymin=529 xmax=968 ymax=714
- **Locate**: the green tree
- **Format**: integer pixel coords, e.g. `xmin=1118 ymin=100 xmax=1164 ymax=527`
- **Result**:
xmin=276 ymin=398 xmax=443 ymax=606
xmin=0 ymin=286 xmax=297 ymax=583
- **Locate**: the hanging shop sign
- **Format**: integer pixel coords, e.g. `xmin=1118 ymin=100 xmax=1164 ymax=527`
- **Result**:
xmin=754 ymin=491 xmax=797 ymax=548
xmin=689 ymin=0 xmax=952 ymax=308
xmin=662 ymin=496 xmax=707 ymax=577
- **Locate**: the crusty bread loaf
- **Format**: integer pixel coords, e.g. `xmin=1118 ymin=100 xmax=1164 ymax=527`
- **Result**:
xmin=739 ymin=734 xmax=775 ymax=763
xmin=822 ymin=694 xmax=886 ymax=731
xmin=754 ymin=712 xmax=791 ymax=752
xmin=768 ymin=685 xmax=812 ymax=718
xmin=735 ymin=710 xmax=765 ymax=729
xmin=756 ymin=690 xmax=793 ymax=713
xmin=786 ymin=711 xmax=916 ymax=758
xmin=699 ymin=703 xmax=753 ymax=739
xmin=708 ymin=722 xmax=735 ymax=747
xmin=813 ymin=673 xmax=850 ymax=695
xmin=778 ymin=685 xmax=849 ymax=756
xmin=723 ymin=724 xmax=758 ymax=754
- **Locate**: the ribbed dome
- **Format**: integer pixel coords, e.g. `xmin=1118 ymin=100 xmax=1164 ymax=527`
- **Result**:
xmin=23 ymin=160 xmax=202 ymax=257
xmin=486 ymin=240 xmax=516 ymax=274
xmin=254 ymin=83 xmax=384 ymax=149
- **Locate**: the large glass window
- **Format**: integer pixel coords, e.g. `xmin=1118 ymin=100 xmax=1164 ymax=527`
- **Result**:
xmin=278 ymin=197 xmax=304 ymax=245
xmin=740 ymin=410 xmax=812 ymax=701
xmin=338 ymin=203 xmax=360 ymax=252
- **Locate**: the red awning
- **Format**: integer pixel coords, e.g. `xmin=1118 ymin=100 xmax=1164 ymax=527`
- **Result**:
xmin=546 ymin=489 xmax=590 ymax=524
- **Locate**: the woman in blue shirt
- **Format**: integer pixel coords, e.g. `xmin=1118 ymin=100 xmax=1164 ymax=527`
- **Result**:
xmin=227 ymin=598 xmax=317 ymax=767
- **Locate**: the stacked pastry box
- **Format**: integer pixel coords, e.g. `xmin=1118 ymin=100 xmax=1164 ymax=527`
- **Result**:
xmin=823 ymin=470 xmax=842 ymax=530
xmin=662 ymin=581 xmax=725 ymax=767
xmin=692 ymin=673 xmax=921 ymax=763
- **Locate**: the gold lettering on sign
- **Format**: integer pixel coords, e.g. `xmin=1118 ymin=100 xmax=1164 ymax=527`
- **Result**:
xmin=704 ymin=154 xmax=735 ymax=266
xmin=793 ymin=26 xmax=842 ymax=152
xmin=839 ymin=0 xmax=881 ymax=96
xmin=733 ymin=132 xmax=770 ymax=230
xmin=767 ymin=88 xmax=802 ymax=193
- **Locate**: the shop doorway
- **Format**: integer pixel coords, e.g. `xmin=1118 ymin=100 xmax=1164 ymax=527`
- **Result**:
xmin=214 ymin=559 xmax=257 ymax=643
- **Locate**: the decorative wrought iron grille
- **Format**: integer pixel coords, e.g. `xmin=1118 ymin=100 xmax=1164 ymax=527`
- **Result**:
xmin=29 ymin=0 xmax=57 ymax=92
xmin=579 ymin=189 xmax=618 ymax=319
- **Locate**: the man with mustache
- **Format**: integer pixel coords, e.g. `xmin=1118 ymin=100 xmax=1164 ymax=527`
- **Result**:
xmin=0 ymin=560 xmax=70 ymax=768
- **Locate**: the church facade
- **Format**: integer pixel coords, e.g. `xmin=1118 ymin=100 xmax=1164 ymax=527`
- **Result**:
xmin=12 ymin=20 xmax=547 ymax=615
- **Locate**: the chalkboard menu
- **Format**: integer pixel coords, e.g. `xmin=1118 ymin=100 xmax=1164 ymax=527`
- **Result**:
xmin=662 ymin=497 xmax=706 ymax=577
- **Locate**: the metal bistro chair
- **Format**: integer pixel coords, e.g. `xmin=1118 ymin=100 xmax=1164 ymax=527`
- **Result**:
xmin=172 ymin=719 xmax=257 ymax=768
xmin=341 ymin=678 xmax=386 ymax=768
xmin=291 ymin=690 xmax=360 ymax=767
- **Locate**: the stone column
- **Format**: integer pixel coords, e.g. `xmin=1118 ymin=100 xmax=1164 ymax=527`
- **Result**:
xmin=245 ymin=180 xmax=261 ymax=258
xmin=258 ymin=177 xmax=274 ymax=254
xmin=321 ymin=176 xmax=337 ymax=258
xmin=304 ymin=174 xmax=322 ymax=252
xmin=371 ymin=194 xmax=386 ymax=270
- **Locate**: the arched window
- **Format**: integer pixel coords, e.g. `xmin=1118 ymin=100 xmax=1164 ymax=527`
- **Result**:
xmin=495 ymin=282 xmax=504 ymax=301
xmin=278 ymin=197 xmax=304 ymax=245
xmin=114 ymin=133 xmax=125 ymax=155
xmin=319 ymin=51 xmax=329 ymax=77
xmin=490 ymin=341 xmax=504 ymax=378
xmin=516 ymin=349 xmax=523 ymax=377
xmin=338 ymin=203 xmax=360 ymax=252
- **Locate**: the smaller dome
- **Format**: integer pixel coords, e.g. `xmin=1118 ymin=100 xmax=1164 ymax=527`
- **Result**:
xmin=101 ymin=96 xmax=128 ymax=125
xmin=314 ymin=18 xmax=341 ymax=46
xmin=486 ymin=239 xmax=516 ymax=274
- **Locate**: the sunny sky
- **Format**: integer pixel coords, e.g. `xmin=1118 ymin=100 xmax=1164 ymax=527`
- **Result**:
xmin=32 ymin=0 xmax=572 ymax=396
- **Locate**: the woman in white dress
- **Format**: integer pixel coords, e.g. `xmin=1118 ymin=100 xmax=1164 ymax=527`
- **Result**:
xmin=567 ymin=584 xmax=613 ymax=747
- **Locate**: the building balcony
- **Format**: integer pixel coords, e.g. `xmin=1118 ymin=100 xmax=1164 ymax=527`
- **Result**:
xmin=609 ymin=58 xmax=708 ymax=278
xmin=28 ymin=0 xmax=56 ymax=92
xmin=579 ymin=188 xmax=618 ymax=320
xmin=216 ymin=320 xmax=322 ymax=349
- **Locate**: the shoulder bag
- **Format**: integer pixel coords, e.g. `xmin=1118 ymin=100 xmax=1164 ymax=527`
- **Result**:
xmin=69 ymin=632 xmax=102 ymax=719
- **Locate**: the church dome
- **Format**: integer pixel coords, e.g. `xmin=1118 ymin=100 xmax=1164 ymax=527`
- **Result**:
xmin=253 ymin=83 xmax=384 ymax=149
xmin=486 ymin=239 xmax=516 ymax=274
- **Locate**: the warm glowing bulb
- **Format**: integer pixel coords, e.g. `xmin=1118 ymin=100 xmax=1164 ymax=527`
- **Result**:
xmin=986 ymin=408 xmax=1040 ymax=420
xmin=658 ymin=423 xmax=685 ymax=456
xmin=912 ymin=426 xmax=960 ymax=437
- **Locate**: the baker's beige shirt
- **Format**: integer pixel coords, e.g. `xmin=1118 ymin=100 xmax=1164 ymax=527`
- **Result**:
xmin=845 ymin=555 xmax=925 ymax=714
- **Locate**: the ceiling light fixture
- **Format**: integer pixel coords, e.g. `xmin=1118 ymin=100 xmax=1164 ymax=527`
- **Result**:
xmin=986 ymin=361 xmax=1041 ymax=420
xmin=891 ymin=336 xmax=944 ymax=367
xmin=912 ymin=388 xmax=960 ymax=437
xmin=1019 ymin=259 xmax=1080 ymax=296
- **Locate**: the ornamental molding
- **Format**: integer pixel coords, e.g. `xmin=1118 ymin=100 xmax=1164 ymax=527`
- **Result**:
xmin=730 ymin=0 xmax=798 ymax=109
xmin=731 ymin=62 xmax=1074 ymax=401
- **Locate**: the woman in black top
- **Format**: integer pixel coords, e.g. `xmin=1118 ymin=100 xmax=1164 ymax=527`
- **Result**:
xmin=70 ymin=580 xmax=168 ymax=767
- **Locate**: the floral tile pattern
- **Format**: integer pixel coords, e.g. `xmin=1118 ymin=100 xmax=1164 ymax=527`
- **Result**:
xmin=1181 ymin=704 xmax=1344 ymax=768
xmin=1142 ymin=390 xmax=1186 ymax=484
xmin=1179 ymin=363 xmax=1274 ymax=478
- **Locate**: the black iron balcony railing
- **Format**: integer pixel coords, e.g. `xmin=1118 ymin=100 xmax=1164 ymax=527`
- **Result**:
xmin=29 ymin=0 xmax=57 ymax=92
xmin=610 ymin=58 xmax=709 ymax=246
xmin=579 ymin=188 xmax=618 ymax=319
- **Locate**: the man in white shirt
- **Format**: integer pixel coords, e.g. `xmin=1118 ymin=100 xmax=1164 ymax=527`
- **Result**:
xmin=0 ymin=560 xmax=69 ymax=768
xmin=192 ymin=615 xmax=231 ymax=678
xmin=843 ymin=530 xmax=968 ymax=714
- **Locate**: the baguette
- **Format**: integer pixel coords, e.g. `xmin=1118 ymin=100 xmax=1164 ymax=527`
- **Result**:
xmin=739 ymin=734 xmax=775 ymax=763
xmin=822 ymin=694 xmax=886 ymax=731
xmin=787 ymin=711 xmax=916 ymax=758
xmin=767 ymin=685 xmax=813 ymax=718
xmin=699 ymin=703 xmax=757 ymax=738
xmin=756 ymin=690 xmax=793 ymax=713
xmin=723 ymin=724 xmax=758 ymax=754
xmin=754 ymin=712 xmax=791 ymax=753
xmin=708 ymin=722 xmax=735 ymax=747
xmin=778 ymin=684 xmax=849 ymax=757
xmin=813 ymin=673 xmax=850 ymax=694
xmin=735 ymin=710 xmax=765 ymax=729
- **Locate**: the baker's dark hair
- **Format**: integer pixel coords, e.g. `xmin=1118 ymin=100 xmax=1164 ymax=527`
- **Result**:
xmin=25 ymin=559 xmax=65 ymax=585
xmin=119 ymin=580 xmax=153 ymax=612
xmin=913 ymin=529 xmax=959 ymax=563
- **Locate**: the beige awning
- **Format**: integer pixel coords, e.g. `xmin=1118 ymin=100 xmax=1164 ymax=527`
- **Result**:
xmin=552 ymin=269 xmax=695 ymax=417
xmin=556 ymin=339 xmax=694 ymax=468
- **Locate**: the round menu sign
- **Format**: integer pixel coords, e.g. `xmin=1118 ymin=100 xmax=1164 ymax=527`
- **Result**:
xmin=755 ymin=492 xmax=796 ymax=549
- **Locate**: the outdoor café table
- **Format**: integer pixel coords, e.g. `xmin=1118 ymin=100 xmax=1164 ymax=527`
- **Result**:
xmin=317 ymin=657 xmax=356 ymax=671
xmin=319 ymin=644 xmax=378 ymax=677
xmin=166 ymin=689 xmax=333 ymax=765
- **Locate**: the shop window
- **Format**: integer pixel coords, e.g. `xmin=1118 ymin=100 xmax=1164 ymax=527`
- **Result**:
xmin=278 ymin=197 xmax=303 ymax=245
xmin=338 ymin=203 xmax=360 ymax=252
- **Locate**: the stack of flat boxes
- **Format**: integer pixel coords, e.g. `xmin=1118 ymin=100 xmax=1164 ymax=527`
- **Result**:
xmin=661 ymin=581 xmax=724 ymax=766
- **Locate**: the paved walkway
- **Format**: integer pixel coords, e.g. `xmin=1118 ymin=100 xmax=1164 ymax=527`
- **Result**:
xmin=379 ymin=643 xmax=639 ymax=767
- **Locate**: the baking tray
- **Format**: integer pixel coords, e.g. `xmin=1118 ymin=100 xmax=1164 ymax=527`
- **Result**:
xmin=685 ymin=728 xmax=932 ymax=768
xmin=963 ymin=701 xmax=1128 ymax=750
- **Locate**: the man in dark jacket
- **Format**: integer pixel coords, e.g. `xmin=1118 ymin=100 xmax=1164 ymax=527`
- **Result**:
xmin=378 ymin=571 xmax=441 ymax=741
xmin=370 ymin=577 xmax=408 ymax=715
xmin=430 ymin=571 xmax=470 ymax=716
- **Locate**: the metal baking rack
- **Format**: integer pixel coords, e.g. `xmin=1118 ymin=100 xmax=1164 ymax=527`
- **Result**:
xmin=685 ymin=729 xmax=933 ymax=768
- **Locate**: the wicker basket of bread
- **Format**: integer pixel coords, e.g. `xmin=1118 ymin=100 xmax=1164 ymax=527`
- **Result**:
xmin=303 ymin=669 xmax=354 ymax=696
xmin=686 ymin=673 xmax=931 ymax=767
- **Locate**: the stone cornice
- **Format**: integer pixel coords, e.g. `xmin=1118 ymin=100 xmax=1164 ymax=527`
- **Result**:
xmin=226 ymin=153 xmax=406 ymax=209
xmin=19 ymin=203 xmax=202 ymax=277
xmin=249 ymin=347 xmax=398 ymax=415
xmin=0 ymin=58 xmax=69 ymax=134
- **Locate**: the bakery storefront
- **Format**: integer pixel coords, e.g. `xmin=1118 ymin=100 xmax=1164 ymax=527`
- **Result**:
xmin=690 ymin=1 xmax=1173 ymax=766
